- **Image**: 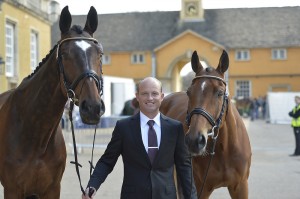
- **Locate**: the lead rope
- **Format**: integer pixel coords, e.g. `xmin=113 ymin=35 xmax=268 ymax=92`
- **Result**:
xmin=89 ymin=125 xmax=97 ymax=178
xmin=68 ymin=100 xmax=99 ymax=197
xmin=196 ymin=131 xmax=218 ymax=199
xmin=69 ymin=101 xmax=85 ymax=195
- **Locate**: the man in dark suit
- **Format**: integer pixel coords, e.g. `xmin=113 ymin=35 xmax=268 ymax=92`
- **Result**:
xmin=82 ymin=77 xmax=197 ymax=199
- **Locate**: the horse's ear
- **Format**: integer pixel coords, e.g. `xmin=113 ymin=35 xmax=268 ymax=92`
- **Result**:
xmin=216 ymin=50 xmax=229 ymax=74
xmin=191 ymin=51 xmax=203 ymax=73
xmin=84 ymin=6 xmax=98 ymax=36
xmin=59 ymin=6 xmax=72 ymax=34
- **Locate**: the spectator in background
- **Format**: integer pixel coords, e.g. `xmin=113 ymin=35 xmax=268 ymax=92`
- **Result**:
xmin=120 ymin=97 xmax=139 ymax=116
xmin=288 ymin=96 xmax=300 ymax=156
xmin=249 ymin=98 xmax=257 ymax=121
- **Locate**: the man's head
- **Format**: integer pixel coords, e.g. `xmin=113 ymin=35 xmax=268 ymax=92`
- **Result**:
xmin=135 ymin=77 xmax=164 ymax=119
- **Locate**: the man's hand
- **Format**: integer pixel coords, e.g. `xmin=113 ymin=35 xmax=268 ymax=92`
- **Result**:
xmin=82 ymin=187 xmax=96 ymax=199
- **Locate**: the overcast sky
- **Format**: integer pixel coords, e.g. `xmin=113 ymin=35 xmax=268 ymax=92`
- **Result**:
xmin=57 ymin=0 xmax=300 ymax=15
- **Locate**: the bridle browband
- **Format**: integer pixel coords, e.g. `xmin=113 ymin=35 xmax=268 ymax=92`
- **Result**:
xmin=56 ymin=37 xmax=103 ymax=102
xmin=185 ymin=75 xmax=228 ymax=138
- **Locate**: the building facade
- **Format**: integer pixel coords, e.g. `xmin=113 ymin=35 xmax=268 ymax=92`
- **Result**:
xmin=2 ymin=0 xmax=300 ymax=100
xmin=0 ymin=0 xmax=59 ymax=92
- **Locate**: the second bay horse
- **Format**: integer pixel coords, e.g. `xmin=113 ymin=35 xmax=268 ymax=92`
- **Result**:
xmin=0 ymin=6 xmax=105 ymax=198
xmin=160 ymin=50 xmax=251 ymax=199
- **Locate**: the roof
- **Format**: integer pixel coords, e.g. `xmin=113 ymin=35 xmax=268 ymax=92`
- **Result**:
xmin=51 ymin=7 xmax=300 ymax=52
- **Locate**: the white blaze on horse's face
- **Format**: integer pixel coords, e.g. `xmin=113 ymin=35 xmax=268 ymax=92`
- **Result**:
xmin=201 ymin=81 xmax=207 ymax=92
xmin=75 ymin=40 xmax=91 ymax=68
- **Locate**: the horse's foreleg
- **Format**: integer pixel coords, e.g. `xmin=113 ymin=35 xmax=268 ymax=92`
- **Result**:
xmin=228 ymin=180 xmax=248 ymax=199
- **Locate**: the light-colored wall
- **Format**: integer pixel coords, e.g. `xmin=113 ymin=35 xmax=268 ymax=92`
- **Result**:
xmin=0 ymin=2 xmax=51 ymax=92
xmin=101 ymin=31 xmax=300 ymax=97
xmin=228 ymin=47 xmax=300 ymax=97
xmin=102 ymin=51 xmax=153 ymax=80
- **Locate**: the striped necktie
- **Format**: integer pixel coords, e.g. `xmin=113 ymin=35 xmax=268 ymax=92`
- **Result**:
xmin=147 ymin=120 xmax=158 ymax=164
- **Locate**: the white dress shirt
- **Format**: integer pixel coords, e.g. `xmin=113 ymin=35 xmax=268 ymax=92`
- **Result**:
xmin=139 ymin=112 xmax=161 ymax=152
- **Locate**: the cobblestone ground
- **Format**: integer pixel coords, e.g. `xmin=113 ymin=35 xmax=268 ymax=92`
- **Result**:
xmin=1 ymin=119 xmax=300 ymax=198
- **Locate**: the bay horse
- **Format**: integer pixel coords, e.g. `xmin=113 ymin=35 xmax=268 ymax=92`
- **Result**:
xmin=160 ymin=50 xmax=251 ymax=199
xmin=0 ymin=6 xmax=105 ymax=198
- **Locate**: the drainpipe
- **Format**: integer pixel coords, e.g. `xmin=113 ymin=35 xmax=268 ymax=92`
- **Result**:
xmin=151 ymin=51 xmax=156 ymax=78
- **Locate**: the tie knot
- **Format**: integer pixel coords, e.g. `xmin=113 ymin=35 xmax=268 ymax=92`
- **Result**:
xmin=147 ymin=120 xmax=155 ymax=127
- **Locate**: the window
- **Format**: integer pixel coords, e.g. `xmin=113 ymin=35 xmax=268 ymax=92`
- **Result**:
xmin=30 ymin=31 xmax=39 ymax=71
xmin=272 ymin=48 xmax=287 ymax=60
xmin=235 ymin=50 xmax=250 ymax=61
xmin=131 ymin=52 xmax=145 ymax=64
xmin=5 ymin=22 xmax=15 ymax=77
xmin=102 ymin=54 xmax=111 ymax=65
xmin=235 ymin=80 xmax=250 ymax=98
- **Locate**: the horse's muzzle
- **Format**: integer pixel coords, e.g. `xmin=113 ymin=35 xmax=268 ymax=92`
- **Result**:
xmin=80 ymin=99 xmax=105 ymax=124
xmin=185 ymin=132 xmax=207 ymax=155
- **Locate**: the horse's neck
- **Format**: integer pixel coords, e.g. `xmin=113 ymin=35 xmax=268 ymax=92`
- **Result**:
xmin=218 ymin=101 xmax=241 ymax=148
xmin=14 ymin=54 xmax=66 ymax=133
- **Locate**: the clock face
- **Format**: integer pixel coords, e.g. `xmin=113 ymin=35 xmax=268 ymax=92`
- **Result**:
xmin=185 ymin=2 xmax=198 ymax=16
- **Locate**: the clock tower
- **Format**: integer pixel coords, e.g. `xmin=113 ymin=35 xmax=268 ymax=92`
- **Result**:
xmin=180 ymin=0 xmax=204 ymax=21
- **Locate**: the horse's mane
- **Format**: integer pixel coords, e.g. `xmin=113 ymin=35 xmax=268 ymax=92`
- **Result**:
xmin=26 ymin=25 xmax=84 ymax=79
xmin=26 ymin=44 xmax=58 ymax=79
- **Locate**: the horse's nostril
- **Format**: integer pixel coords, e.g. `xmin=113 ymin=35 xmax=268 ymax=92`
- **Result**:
xmin=197 ymin=134 xmax=206 ymax=149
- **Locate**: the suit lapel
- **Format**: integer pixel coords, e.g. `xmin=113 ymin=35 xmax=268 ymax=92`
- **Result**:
xmin=131 ymin=113 xmax=151 ymax=164
xmin=153 ymin=114 xmax=170 ymax=165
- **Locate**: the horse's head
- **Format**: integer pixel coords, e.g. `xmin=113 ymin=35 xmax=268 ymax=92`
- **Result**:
xmin=57 ymin=6 xmax=105 ymax=124
xmin=185 ymin=50 xmax=229 ymax=156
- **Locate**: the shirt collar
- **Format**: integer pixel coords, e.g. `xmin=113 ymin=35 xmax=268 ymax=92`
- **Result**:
xmin=140 ymin=112 xmax=161 ymax=127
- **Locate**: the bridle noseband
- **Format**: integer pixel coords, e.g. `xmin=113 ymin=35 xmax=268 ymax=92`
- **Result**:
xmin=56 ymin=37 xmax=104 ymax=102
xmin=185 ymin=75 xmax=228 ymax=138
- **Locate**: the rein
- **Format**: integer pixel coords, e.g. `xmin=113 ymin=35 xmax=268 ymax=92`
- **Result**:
xmin=56 ymin=37 xmax=103 ymax=195
xmin=185 ymin=75 xmax=228 ymax=199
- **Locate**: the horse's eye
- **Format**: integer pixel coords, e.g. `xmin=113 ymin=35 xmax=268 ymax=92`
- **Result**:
xmin=218 ymin=90 xmax=224 ymax=97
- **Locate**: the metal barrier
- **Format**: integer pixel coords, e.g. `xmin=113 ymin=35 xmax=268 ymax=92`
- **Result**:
xmin=63 ymin=128 xmax=114 ymax=154
xmin=62 ymin=116 xmax=129 ymax=154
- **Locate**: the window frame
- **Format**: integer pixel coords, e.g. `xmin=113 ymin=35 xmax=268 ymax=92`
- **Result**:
xmin=235 ymin=80 xmax=251 ymax=98
xmin=30 ymin=30 xmax=39 ymax=71
xmin=5 ymin=21 xmax=15 ymax=77
xmin=131 ymin=52 xmax=145 ymax=64
xmin=235 ymin=49 xmax=250 ymax=61
xmin=271 ymin=48 xmax=287 ymax=60
xmin=102 ymin=54 xmax=111 ymax=65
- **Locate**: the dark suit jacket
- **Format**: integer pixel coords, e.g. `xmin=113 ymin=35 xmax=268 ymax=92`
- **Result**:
xmin=88 ymin=113 xmax=197 ymax=199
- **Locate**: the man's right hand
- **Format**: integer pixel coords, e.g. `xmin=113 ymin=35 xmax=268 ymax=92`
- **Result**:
xmin=82 ymin=187 xmax=96 ymax=199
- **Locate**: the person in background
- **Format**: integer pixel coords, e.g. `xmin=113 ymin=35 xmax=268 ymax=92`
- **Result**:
xmin=82 ymin=77 xmax=197 ymax=199
xmin=120 ymin=97 xmax=139 ymax=115
xmin=288 ymin=96 xmax=300 ymax=156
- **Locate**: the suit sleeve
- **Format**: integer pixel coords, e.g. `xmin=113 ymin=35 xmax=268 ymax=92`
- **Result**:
xmin=174 ymin=123 xmax=198 ymax=199
xmin=87 ymin=121 xmax=123 ymax=190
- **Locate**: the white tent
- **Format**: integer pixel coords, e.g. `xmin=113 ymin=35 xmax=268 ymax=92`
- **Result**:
xmin=267 ymin=92 xmax=300 ymax=124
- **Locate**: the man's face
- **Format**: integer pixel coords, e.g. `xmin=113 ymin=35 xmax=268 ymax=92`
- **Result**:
xmin=136 ymin=79 xmax=164 ymax=117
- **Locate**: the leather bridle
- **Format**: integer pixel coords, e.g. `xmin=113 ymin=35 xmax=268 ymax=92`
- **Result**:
xmin=56 ymin=37 xmax=104 ymax=102
xmin=185 ymin=75 xmax=228 ymax=139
